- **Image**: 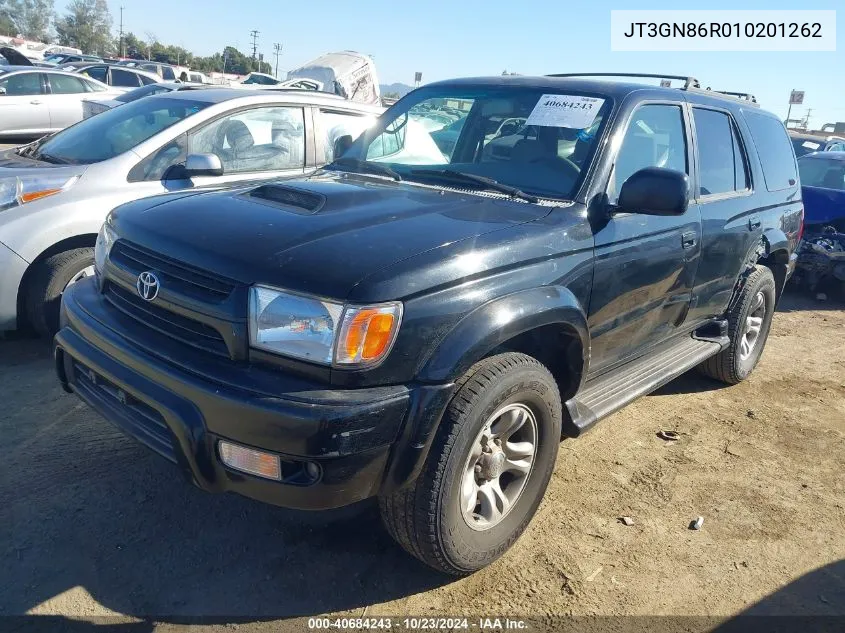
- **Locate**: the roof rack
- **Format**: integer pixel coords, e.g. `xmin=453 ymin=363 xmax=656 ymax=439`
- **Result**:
xmin=545 ymin=73 xmax=760 ymax=106
xmin=546 ymin=72 xmax=700 ymax=90
xmin=689 ymin=87 xmax=760 ymax=106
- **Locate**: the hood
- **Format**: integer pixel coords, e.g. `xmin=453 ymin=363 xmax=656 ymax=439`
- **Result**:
xmin=0 ymin=47 xmax=33 ymax=66
xmin=110 ymin=173 xmax=549 ymax=300
xmin=0 ymin=146 xmax=88 ymax=175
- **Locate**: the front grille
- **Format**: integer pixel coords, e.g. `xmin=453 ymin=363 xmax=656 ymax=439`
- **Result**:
xmin=73 ymin=360 xmax=176 ymax=463
xmin=110 ymin=241 xmax=235 ymax=304
xmin=105 ymin=282 xmax=229 ymax=358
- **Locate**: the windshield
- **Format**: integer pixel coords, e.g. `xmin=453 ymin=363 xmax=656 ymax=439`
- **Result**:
xmin=33 ymin=96 xmax=208 ymax=164
xmin=331 ymin=85 xmax=611 ymax=200
xmin=792 ymin=137 xmax=825 ymax=158
xmin=44 ymin=54 xmax=66 ymax=63
xmin=799 ymin=156 xmax=845 ymax=190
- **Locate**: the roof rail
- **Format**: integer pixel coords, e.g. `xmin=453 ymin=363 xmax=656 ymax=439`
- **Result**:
xmin=546 ymin=72 xmax=700 ymax=90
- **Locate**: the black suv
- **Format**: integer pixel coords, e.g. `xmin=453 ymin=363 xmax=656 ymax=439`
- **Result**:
xmin=54 ymin=73 xmax=803 ymax=575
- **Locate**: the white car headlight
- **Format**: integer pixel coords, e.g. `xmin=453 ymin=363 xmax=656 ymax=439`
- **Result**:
xmin=0 ymin=174 xmax=79 ymax=211
xmin=94 ymin=221 xmax=118 ymax=275
xmin=248 ymin=285 xmax=402 ymax=367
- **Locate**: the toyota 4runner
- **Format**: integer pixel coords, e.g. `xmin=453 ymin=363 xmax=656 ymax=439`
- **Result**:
xmin=54 ymin=73 xmax=803 ymax=575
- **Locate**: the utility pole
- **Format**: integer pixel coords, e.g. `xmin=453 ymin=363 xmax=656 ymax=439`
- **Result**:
xmin=118 ymin=6 xmax=125 ymax=58
xmin=250 ymin=30 xmax=259 ymax=69
xmin=273 ymin=42 xmax=282 ymax=78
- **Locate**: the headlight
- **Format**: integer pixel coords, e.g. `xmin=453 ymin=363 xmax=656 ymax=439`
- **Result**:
xmin=248 ymin=285 xmax=402 ymax=367
xmin=94 ymin=221 xmax=117 ymax=275
xmin=0 ymin=175 xmax=79 ymax=211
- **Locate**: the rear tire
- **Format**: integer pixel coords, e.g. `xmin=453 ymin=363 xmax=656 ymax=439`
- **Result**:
xmin=698 ymin=265 xmax=776 ymax=384
xmin=379 ymin=352 xmax=561 ymax=575
xmin=25 ymin=248 xmax=95 ymax=338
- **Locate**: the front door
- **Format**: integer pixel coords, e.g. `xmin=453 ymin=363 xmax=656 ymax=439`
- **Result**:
xmin=587 ymin=102 xmax=702 ymax=375
xmin=0 ymin=72 xmax=50 ymax=135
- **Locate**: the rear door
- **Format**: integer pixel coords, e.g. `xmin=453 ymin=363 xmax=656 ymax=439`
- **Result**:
xmin=587 ymin=101 xmax=702 ymax=374
xmin=43 ymin=72 xmax=94 ymax=130
xmin=0 ymin=71 xmax=50 ymax=134
xmin=685 ymin=106 xmax=759 ymax=323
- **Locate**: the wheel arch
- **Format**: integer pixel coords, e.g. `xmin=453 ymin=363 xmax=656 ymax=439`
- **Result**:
xmin=15 ymin=233 xmax=98 ymax=329
xmin=418 ymin=285 xmax=590 ymax=400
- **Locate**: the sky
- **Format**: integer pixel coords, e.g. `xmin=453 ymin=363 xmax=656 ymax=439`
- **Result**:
xmin=58 ymin=0 xmax=843 ymax=129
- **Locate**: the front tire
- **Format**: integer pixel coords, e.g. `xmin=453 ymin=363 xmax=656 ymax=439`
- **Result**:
xmin=25 ymin=248 xmax=95 ymax=338
xmin=698 ymin=265 xmax=776 ymax=384
xmin=379 ymin=352 xmax=562 ymax=575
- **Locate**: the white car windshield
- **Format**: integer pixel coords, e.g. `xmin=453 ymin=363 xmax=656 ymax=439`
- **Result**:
xmin=29 ymin=97 xmax=209 ymax=165
xmin=332 ymin=85 xmax=612 ymax=200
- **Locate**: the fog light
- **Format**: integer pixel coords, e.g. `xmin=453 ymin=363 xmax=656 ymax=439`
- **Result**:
xmin=219 ymin=441 xmax=281 ymax=481
xmin=305 ymin=461 xmax=320 ymax=480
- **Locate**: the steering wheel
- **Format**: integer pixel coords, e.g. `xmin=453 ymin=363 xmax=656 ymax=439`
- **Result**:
xmin=528 ymin=155 xmax=581 ymax=179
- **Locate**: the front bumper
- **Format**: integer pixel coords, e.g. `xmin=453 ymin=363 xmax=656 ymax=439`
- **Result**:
xmin=55 ymin=279 xmax=453 ymax=510
xmin=0 ymin=241 xmax=28 ymax=331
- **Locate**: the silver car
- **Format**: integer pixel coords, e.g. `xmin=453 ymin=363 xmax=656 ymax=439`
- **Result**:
xmin=0 ymin=88 xmax=383 ymax=335
xmin=0 ymin=66 xmax=119 ymax=137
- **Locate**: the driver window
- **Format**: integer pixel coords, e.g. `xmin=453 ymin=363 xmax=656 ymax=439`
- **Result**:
xmin=609 ymin=104 xmax=687 ymax=201
xmin=189 ymin=106 xmax=305 ymax=174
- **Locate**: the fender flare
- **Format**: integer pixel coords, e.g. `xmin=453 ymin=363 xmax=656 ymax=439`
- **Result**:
xmin=418 ymin=285 xmax=590 ymax=386
xmin=761 ymin=227 xmax=790 ymax=263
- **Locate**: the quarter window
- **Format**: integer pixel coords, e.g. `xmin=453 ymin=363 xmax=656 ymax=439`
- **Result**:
xmin=693 ymin=108 xmax=749 ymax=196
xmin=742 ymin=110 xmax=797 ymax=192
xmin=190 ymin=106 xmax=305 ymax=174
xmin=610 ymin=104 xmax=687 ymax=200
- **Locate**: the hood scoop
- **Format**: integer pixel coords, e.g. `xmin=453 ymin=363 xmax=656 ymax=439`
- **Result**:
xmin=246 ymin=184 xmax=326 ymax=215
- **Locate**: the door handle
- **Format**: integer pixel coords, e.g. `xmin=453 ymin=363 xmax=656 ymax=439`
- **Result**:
xmin=749 ymin=215 xmax=762 ymax=230
xmin=30 ymin=99 xmax=42 ymax=105
xmin=681 ymin=231 xmax=697 ymax=249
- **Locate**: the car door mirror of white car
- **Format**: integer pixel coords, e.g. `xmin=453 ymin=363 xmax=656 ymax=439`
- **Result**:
xmin=0 ymin=87 xmax=6 ymax=95
xmin=184 ymin=153 xmax=223 ymax=177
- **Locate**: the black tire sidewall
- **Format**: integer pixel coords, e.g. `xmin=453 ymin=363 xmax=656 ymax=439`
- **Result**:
xmin=735 ymin=271 xmax=776 ymax=379
xmin=27 ymin=249 xmax=94 ymax=337
xmin=437 ymin=366 xmax=561 ymax=572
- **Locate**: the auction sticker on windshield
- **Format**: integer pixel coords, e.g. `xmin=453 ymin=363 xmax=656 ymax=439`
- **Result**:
xmin=525 ymin=95 xmax=605 ymax=130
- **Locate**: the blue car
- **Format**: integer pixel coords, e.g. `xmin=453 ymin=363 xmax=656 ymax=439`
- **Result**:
xmin=798 ymin=151 xmax=845 ymax=229
xmin=794 ymin=152 xmax=845 ymax=297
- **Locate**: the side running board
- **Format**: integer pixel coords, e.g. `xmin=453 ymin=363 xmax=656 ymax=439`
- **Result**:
xmin=563 ymin=336 xmax=723 ymax=437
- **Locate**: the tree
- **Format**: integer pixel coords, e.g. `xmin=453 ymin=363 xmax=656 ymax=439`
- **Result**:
xmin=55 ymin=0 xmax=112 ymax=55
xmin=0 ymin=0 xmax=54 ymax=40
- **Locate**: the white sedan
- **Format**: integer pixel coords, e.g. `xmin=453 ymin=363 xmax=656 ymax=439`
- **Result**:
xmin=0 ymin=66 xmax=120 ymax=137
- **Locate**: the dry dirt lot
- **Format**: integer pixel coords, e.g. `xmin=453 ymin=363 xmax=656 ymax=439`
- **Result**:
xmin=1 ymin=289 xmax=843 ymax=631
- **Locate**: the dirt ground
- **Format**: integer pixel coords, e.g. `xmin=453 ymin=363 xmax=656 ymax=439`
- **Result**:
xmin=1 ymin=289 xmax=843 ymax=631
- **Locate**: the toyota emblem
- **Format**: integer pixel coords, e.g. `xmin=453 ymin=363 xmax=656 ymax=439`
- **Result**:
xmin=136 ymin=271 xmax=160 ymax=301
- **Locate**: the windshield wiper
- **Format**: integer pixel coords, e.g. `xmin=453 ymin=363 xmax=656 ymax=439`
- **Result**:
xmin=409 ymin=168 xmax=539 ymax=203
xmin=33 ymin=151 xmax=72 ymax=165
xmin=330 ymin=156 xmax=402 ymax=181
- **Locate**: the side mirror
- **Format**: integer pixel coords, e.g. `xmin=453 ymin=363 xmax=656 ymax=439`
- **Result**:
xmin=617 ymin=167 xmax=689 ymax=216
xmin=184 ymin=153 xmax=223 ymax=177
xmin=333 ymin=134 xmax=353 ymax=159
xmin=0 ymin=87 xmax=6 ymax=95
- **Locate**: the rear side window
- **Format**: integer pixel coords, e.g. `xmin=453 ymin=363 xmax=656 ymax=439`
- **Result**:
xmin=48 ymin=73 xmax=89 ymax=94
xmin=693 ymin=108 xmax=749 ymax=196
xmin=743 ymin=110 xmax=797 ymax=191
xmin=111 ymin=68 xmax=141 ymax=88
xmin=81 ymin=65 xmax=107 ymax=83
